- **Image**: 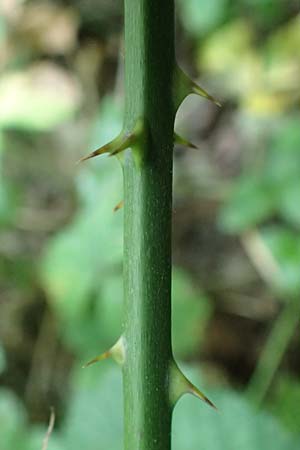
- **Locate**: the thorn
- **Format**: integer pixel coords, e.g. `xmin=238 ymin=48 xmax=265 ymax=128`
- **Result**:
xmin=82 ymin=350 xmax=111 ymax=368
xmin=192 ymin=82 xmax=222 ymax=108
xmin=169 ymin=361 xmax=216 ymax=410
xmin=78 ymin=118 xmax=144 ymax=163
xmin=188 ymin=382 xmax=218 ymax=410
xmin=109 ymin=132 xmax=135 ymax=157
xmin=174 ymin=66 xmax=221 ymax=111
xmin=83 ymin=336 xmax=125 ymax=368
xmin=113 ymin=200 xmax=124 ymax=212
xmin=174 ymin=132 xmax=198 ymax=149
xmin=77 ymin=143 xmax=111 ymax=163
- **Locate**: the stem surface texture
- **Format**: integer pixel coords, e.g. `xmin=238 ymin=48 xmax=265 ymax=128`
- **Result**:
xmin=122 ymin=1 xmax=175 ymax=449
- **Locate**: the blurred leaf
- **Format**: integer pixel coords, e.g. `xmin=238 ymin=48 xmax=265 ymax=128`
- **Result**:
xmin=201 ymin=20 xmax=254 ymax=72
xmin=0 ymin=389 xmax=31 ymax=450
xmin=265 ymin=119 xmax=300 ymax=226
xmin=0 ymin=388 xmax=63 ymax=450
xmin=0 ymin=63 xmax=81 ymax=131
xmin=261 ymin=227 xmax=300 ymax=295
xmin=242 ymin=91 xmax=294 ymax=115
xmin=270 ymin=375 xmax=300 ymax=435
xmin=172 ymin=269 xmax=212 ymax=358
xmin=88 ymin=96 xmax=124 ymax=151
xmin=40 ymin=163 xmax=123 ymax=353
xmin=200 ymin=15 xmax=300 ymax=112
xmin=60 ymin=365 xmax=300 ymax=450
xmin=265 ymin=121 xmax=300 ymax=183
xmin=219 ymin=118 xmax=300 ymax=232
xmin=26 ymin=426 xmax=64 ymax=450
xmin=97 ymin=274 xmax=123 ymax=345
xmin=173 ymin=366 xmax=300 ymax=450
xmin=0 ymin=133 xmax=18 ymax=225
xmin=0 ymin=343 xmax=6 ymax=374
xmin=0 ymin=181 xmax=19 ymax=226
xmin=40 ymin=97 xmax=123 ymax=354
xmin=236 ymin=0 xmax=285 ymax=28
xmin=266 ymin=15 xmax=300 ymax=65
xmin=62 ymin=366 xmax=123 ymax=450
xmin=278 ymin=181 xmax=300 ymax=227
xmin=219 ymin=175 xmax=276 ymax=232
xmin=178 ymin=0 xmax=227 ymax=36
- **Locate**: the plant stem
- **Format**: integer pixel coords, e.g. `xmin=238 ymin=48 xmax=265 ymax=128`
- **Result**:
xmin=122 ymin=1 xmax=175 ymax=449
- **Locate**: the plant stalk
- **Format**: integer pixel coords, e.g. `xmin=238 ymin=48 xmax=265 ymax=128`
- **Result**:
xmin=122 ymin=1 xmax=175 ymax=449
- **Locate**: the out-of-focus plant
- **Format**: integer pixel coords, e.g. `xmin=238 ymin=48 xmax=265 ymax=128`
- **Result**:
xmin=218 ymin=118 xmax=300 ymax=406
xmin=1 ymin=0 xmax=300 ymax=449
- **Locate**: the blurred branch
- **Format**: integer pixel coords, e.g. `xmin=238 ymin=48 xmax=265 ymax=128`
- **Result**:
xmin=242 ymin=229 xmax=300 ymax=405
xmin=241 ymin=230 xmax=280 ymax=288
xmin=246 ymin=297 xmax=300 ymax=406
xmin=42 ymin=407 xmax=55 ymax=450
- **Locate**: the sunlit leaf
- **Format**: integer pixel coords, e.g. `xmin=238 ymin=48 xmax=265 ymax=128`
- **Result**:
xmin=0 ymin=63 xmax=81 ymax=131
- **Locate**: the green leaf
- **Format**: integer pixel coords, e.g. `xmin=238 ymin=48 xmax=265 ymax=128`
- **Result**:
xmin=0 ymin=343 xmax=6 ymax=375
xmin=172 ymin=269 xmax=212 ymax=358
xmin=0 ymin=389 xmax=30 ymax=450
xmin=261 ymin=227 xmax=300 ymax=295
xmin=200 ymin=20 xmax=254 ymax=76
xmin=278 ymin=181 xmax=300 ymax=227
xmin=62 ymin=367 xmax=123 ymax=450
xmin=60 ymin=366 xmax=300 ymax=450
xmin=40 ymin=97 xmax=123 ymax=354
xmin=40 ymin=164 xmax=123 ymax=353
xmin=178 ymin=0 xmax=227 ymax=36
xmin=219 ymin=175 xmax=276 ymax=232
xmin=26 ymin=426 xmax=63 ymax=450
xmin=270 ymin=375 xmax=300 ymax=435
xmin=0 ymin=64 xmax=80 ymax=131
xmin=173 ymin=367 xmax=300 ymax=450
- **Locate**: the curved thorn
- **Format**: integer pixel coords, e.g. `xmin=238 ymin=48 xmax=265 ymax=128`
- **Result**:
xmin=77 ymin=142 xmax=112 ymax=164
xmin=83 ymin=336 xmax=126 ymax=368
xmin=188 ymin=382 xmax=218 ymax=410
xmin=169 ymin=361 xmax=216 ymax=410
xmin=192 ymin=82 xmax=222 ymax=108
xmin=109 ymin=133 xmax=135 ymax=157
xmin=113 ymin=200 xmax=124 ymax=212
xmin=82 ymin=350 xmax=111 ymax=368
xmin=174 ymin=66 xmax=221 ymax=111
xmin=174 ymin=133 xmax=198 ymax=149
xmin=78 ymin=118 xmax=144 ymax=163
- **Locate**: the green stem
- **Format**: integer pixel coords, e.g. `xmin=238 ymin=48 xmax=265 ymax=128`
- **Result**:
xmin=247 ymin=297 xmax=300 ymax=406
xmin=122 ymin=1 xmax=175 ymax=449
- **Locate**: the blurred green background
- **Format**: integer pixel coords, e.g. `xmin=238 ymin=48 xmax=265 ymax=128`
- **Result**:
xmin=1 ymin=0 xmax=300 ymax=448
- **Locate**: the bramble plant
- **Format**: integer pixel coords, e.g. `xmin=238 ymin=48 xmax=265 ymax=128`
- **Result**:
xmin=80 ymin=0 xmax=219 ymax=449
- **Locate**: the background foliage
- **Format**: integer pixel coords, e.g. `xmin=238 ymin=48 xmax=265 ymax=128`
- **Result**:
xmin=0 ymin=0 xmax=300 ymax=448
